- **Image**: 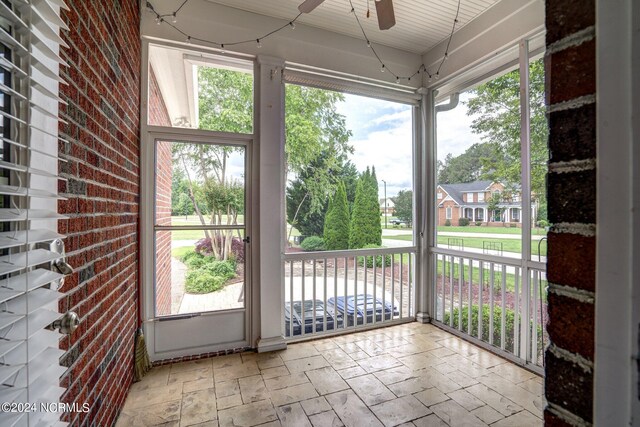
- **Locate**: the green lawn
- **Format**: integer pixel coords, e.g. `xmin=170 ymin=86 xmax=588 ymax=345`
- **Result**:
xmin=438 ymin=225 xmax=547 ymax=235
xmin=385 ymin=234 xmax=547 ymax=256
xmin=171 ymin=215 xmax=246 ymax=226
xmin=171 ymin=246 xmax=192 ymax=259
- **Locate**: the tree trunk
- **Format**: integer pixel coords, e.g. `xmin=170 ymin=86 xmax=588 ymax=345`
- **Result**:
xmin=180 ymin=154 xmax=211 ymax=242
xmin=287 ymin=192 xmax=308 ymax=245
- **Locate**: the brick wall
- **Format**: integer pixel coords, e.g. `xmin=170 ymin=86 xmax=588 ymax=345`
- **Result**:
xmin=57 ymin=1 xmax=141 ymax=426
xmin=149 ymin=68 xmax=173 ymax=316
xmin=544 ymin=0 xmax=596 ymax=425
xmin=437 ymin=200 xmax=460 ymax=226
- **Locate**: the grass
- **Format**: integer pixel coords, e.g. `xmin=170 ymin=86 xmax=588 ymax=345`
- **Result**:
xmin=438 ymin=225 xmax=547 ymax=235
xmin=385 ymin=234 xmax=547 ymax=256
xmin=170 ymin=215 xmax=246 ymax=226
xmin=171 ymin=246 xmax=192 ymax=259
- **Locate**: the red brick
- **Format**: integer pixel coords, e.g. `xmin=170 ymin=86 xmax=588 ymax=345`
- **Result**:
xmin=59 ymin=1 xmax=141 ymax=426
xmin=547 ymin=232 xmax=595 ymax=292
xmin=546 ymin=292 xmax=594 ymax=360
xmin=546 ymin=39 xmax=596 ymax=105
xmin=544 ymin=350 xmax=593 ymax=423
xmin=545 ymin=0 xmax=595 ymax=44
xmin=544 ymin=410 xmax=576 ymax=427
xmin=548 ymin=103 xmax=596 ymax=162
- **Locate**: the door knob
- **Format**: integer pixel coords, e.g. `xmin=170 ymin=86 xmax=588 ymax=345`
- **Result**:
xmin=50 ymin=311 xmax=80 ymax=335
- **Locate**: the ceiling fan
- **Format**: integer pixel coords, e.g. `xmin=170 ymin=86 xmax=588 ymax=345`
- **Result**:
xmin=298 ymin=0 xmax=396 ymax=30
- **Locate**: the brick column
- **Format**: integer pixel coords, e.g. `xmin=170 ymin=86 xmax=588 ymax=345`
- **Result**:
xmin=57 ymin=1 xmax=141 ymax=425
xmin=544 ymin=1 xmax=596 ymax=425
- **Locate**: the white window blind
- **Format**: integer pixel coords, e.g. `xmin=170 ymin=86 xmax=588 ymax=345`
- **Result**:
xmin=0 ymin=1 xmax=70 ymax=426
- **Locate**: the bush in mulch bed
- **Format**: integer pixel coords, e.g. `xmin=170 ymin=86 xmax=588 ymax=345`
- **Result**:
xmin=444 ymin=304 xmax=543 ymax=354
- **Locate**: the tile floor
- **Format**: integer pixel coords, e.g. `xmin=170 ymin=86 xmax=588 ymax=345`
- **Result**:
xmin=116 ymin=322 xmax=544 ymax=427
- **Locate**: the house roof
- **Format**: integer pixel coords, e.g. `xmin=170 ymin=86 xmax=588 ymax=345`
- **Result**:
xmin=438 ymin=180 xmax=493 ymax=205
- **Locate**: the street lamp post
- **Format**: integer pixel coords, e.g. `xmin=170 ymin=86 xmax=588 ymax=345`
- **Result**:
xmin=381 ymin=179 xmax=387 ymax=229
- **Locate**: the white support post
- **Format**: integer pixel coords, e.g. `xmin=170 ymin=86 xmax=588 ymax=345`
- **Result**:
xmin=518 ymin=39 xmax=532 ymax=360
xmin=256 ymin=55 xmax=287 ymax=352
xmin=417 ymin=88 xmax=434 ymax=323
xmin=595 ymin=0 xmax=637 ymax=424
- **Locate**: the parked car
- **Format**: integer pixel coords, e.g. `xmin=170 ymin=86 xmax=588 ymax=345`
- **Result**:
xmin=390 ymin=219 xmax=407 ymax=227
xmin=327 ymin=294 xmax=399 ymax=326
xmin=284 ymin=299 xmax=343 ymax=337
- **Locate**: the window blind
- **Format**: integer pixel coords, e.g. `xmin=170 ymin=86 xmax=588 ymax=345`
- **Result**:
xmin=0 ymin=1 xmax=70 ymax=426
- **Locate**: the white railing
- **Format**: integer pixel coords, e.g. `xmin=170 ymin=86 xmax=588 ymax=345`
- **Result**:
xmin=431 ymin=247 xmax=547 ymax=373
xmin=283 ymin=247 xmax=416 ymax=341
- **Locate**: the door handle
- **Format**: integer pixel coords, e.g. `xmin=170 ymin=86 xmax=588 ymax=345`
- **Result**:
xmin=49 ymin=311 xmax=80 ymax=335
xmin=53 ymin=259 xmax=73 ymax=275
xmin=243 ymin=236 xmax=250 ymax=244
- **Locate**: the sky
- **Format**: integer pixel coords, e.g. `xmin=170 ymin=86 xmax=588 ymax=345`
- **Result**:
xmin=334 ymin=91 xmax=482 ymax=198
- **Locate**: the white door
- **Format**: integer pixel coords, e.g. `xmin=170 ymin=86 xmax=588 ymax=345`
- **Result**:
xmin=143 ymin=133 xmax=252 ymax=360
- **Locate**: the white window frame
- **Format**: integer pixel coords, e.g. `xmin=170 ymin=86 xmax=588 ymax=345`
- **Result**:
xmin=478 ymin=192 xmax=485 ymax=202
xmin=445 ymin=207 xmax=452 ymax=219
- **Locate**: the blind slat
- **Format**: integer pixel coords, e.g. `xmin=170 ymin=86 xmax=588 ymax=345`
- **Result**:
xmin=0 ymin=229 xmax=65 ymax=250
xmin=0 ymin=2 xmax=69 ymax=422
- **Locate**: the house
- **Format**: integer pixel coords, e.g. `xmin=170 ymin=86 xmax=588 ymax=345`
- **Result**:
xmin=379 ymin=197 xmax=395 ymax=215
xmin=3 ymin=0 xmax=637 ymax=426
xmin=437 ymin=180 xmax=527 ymax=226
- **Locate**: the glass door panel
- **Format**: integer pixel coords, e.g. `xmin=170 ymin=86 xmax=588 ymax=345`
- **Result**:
xmin=154 ymin=139 xmax=248 ymax=318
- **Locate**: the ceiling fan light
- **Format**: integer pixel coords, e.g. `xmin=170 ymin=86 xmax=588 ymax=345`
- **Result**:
xmin=375 ymin=0 xmax=396 ymax=30
xmin=298 ymin=0 xmax=325 ymax=13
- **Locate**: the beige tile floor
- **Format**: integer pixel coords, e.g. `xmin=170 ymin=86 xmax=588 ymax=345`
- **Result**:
xmin=116 ymin=322 xmax=544 ymax=427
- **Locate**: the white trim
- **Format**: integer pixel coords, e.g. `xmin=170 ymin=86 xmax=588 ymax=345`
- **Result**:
xmin=595 ymin=0 xmax=637 ymax=424
xmin=437 ymin=195 xmax=457 ymax=207
xmin=283 ymin=64 xmax=420 ymax=105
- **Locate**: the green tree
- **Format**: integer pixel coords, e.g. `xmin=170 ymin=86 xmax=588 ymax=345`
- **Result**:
xmin=393 ymin=190 xmax=413 ymax=225
xmin=284 ymin=85 xmax=353 ymax=238
xmin=323 ymin=182 xmax=350 ymax=250
xmin=465 ymin=59 xmax=548 ymax=222
xmin=286 ymin=175 xmax=326 ymax=237
xmin=437 ymin=143 xmax=499 ymax=184
xmin=286 ymin=157 xmax=358 ymax=239
xmin=349 ymin=167 xmax=382 ymax=248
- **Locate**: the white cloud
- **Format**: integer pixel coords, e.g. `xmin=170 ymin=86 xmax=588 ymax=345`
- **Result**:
xmin=338 ymin=94 xmax=413 ymax=197
xmin=435 ymin=92 xmax=482 ymax=161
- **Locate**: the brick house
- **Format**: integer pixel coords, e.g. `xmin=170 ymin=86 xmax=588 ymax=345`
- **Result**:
xmin=437 ymin=180 xmax=526 ymax=226
xmin=3 ymin=0 xmax=636 ymax=426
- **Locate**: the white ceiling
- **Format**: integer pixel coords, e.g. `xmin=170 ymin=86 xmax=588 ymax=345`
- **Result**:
xmin=205 ymin=0 xmax=500 ymax=54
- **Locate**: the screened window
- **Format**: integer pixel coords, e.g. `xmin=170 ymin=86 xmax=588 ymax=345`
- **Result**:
xmin=283 ymin=84 xmax=415 ymax=251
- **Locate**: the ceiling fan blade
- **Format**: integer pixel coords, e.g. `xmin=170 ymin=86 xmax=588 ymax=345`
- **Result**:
xmin=375 ymin=0 xmax=396 ymax=30
xmin=298 ymin=0 xmax=325 ymax=13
